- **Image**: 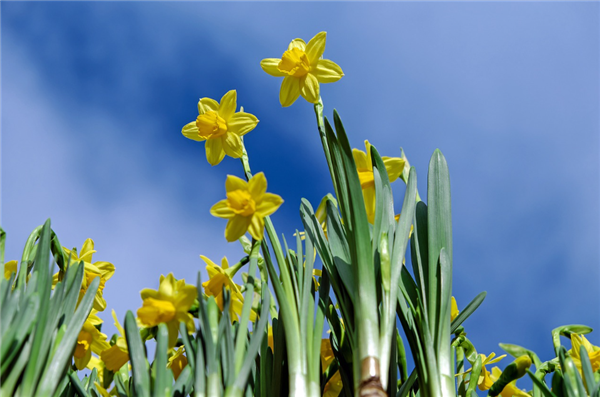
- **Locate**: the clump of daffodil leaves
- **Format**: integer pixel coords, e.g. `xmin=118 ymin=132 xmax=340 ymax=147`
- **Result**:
xmin=1 ymin=30 xmax=595 ymax=397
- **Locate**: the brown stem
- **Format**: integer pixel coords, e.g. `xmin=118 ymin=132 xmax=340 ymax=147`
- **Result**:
xmin=358 ymin=357 xmax=387 ymax=397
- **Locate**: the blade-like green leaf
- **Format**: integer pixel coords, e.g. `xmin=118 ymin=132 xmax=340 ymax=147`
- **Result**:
xmin=124 ymin=310 xmax=150 ymax=396
xmin=450 ymin=291 xmax=486 ymax=333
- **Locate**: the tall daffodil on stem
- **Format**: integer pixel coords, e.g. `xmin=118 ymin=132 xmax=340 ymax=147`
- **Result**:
xmin=261 ymin=31 xmax=344 ymax=107
xmin=210 ymin=172 xmax=283 ymax=242
xmin=182 ymin=90 xmax=259 ymax=165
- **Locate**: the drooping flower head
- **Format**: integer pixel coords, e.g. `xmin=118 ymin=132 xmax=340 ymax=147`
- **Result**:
xmin=200 ymin=255 xmax=256 ymax=323
xmin=73 ymin=310 xmax=111 ymax=370
xmin=137 ymin=273 xmax=197 ymax=347
xmin=210 ymin=172 xmax=283 ymax=242
xmin=53 ymin=239 xmax=115 ymax=312
xmin=100 ymin=309 xmax=130 ymax=372
xmin=182 ymin=90 xmax=259 ymax=166
xmin=261 ymin=32 xmax=344 ymax=107
xmin=352 ymin=141 xmax=405 ymax=223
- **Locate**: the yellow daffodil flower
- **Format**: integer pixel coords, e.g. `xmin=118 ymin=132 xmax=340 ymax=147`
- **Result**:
xmin=570 ymin=334 xmax=600 ymax=373
xmin=137 ymin=273 xmax=197 ymax=348
xmin=261 ymin=31 xmax=344 ymax=107
xmin=321 ymin=338 xmax=336 ymax=371
xmin=200 ymin=255 xmax=256 ymax=323
xmin=323 ymin=370 xmax=343 ymax=397
xmin=353 ymin=141 xmax=405 ymax=223
xmin=472 ymin=353 xmax=507 ymax=390
xmin=210 ymin=173 xmax=283 ymax=242
xmin=74 ymin=311 xmax=111 ymax=370
xmin=181 ymin=90 xmax=259 ymax=166
xmin=451 ymin=296 xmax=459 ymax=322
xmin=53 ymin=239 xmax=115 ymax=312
xmin=168 ymin=346 xmax=188 ymax=380
xmin=100 ymin=310 xmax=130 ymax=372
xmin=3 ymin=260 xmax=18 ymax=280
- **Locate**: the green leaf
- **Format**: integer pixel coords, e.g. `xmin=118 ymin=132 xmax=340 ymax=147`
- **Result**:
xmin=579 ymin=344 xmax=596 ymax=393
xmin=152 ymin=323 xmax=171 ymax=397
xmin=124 ymin=310 xmax=150 ymax=396
xmin=527 ymin=369 xmax=559 ymax=397
xmin=451 ymin=291 xmax=486 ymax=333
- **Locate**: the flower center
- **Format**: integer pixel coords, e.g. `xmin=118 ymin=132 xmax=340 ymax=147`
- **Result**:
xmin=74 ymin=331 xmax=92 ymax=358
xmin=196 ymin=111 xmax=228 ymax=139
xmin=278 ymin=47 xmax=310 ymax=77
xmin=137 ymin=298 xmax=176 ymax=326
xmin=227 ymin=190 xmax=256 ymax=217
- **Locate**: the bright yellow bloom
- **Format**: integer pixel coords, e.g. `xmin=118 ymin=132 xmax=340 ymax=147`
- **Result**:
xmin=200 ymin=255 xmax=256 ymax=323
xmin=570 ymin=334 xmax=600 ymax=373
xmin=74 ymin=311 xmax=111 ymax=370
xmin=352 ymin=141 xmax=405 ymax=223
xmin=137 ymin=273 xmax=197 ymax=348
xmin=3 ymin=260 xmax=17 ymax=280
xmin=261 ymin=32 xmax=344 ymax=107
xmin=168 ymin=346 xmax=189 ymax=380
xmin=53 ymin=239 xmax=115 ymax=312
xmin=181 ymin=90 xmax=258 ymax=166
xmin=210 ymin=173 xmax=283 ymax=242
xmin=100 ymin=310 xmax=130 ymax=372
xmin=451 ymin=296 xmax=459 ymax=322
xmin=323 ymin=370 xmax=343 ymax=397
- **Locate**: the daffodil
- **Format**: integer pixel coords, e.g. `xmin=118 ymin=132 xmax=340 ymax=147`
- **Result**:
xmin=74 ymin=311 xmax=111 ymax=370
xmin=100 ymin=310 xmax=130 ymax=372
xmin=53 ymin=239 xmax=115 ymax=312
xmin=137 ymin=273 xmax=197 ymax=347
xmin=168 ymin=346 xmax=188 ymax=380
xmin=570 ymin=334 xmax=600 ymax=373
xmin=200 ymin=255 xmax=256 ymax=323
xmin=210 ymin=173 xmax=283 ymax=242
xmin=353 ymin=141 xmax=405 ymax=223
xmin=3 ymin=260 xmax=17 ymax=280
xmin=261 ymin=31 xmax=344 ymax=107
xmin=181 ymin=90 xmax=258 ymax=166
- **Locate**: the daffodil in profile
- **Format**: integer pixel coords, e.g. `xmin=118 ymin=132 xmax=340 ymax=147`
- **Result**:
xmin=100 ymin=310 xmax=130 ymax=372
xmin=73 ymin=311 xmax=111 ymax=370
xmin=53 ymin=239 xmax=115 ymax=312
xmin=261 ymin=31 xmax=344 ymax=107
xmin=200 ymin=255 xmax=256 ymax=323
xmin=570 ymin=334 xmax=600 ymax=373
xmin=137 ymin=273 xmax=197 ymax=347
xmin=181 ymin=90 xmax=258 ymax=166
xmin=211 ymin=172 xmax=283 ymax=242
xmin=353 ymin=141 xmax=405 ymax=223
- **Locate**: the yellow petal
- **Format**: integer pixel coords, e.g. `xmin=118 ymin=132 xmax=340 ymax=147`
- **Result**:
xmin=219 ymin=90 xmax=237 ymax=121
xmin=248 ymin=215 xmax=265 ymax=241
xmin=300 ymin=73 xmax=320 ymax=104
xmin=382 ymin=157 xmax=405 ymax=182
xmin=306 ymin=32 xmax=327 ymax=64
xmin=225 ymin=174 xmax=248 ymax=193
xmin=362 ymin=187 xmax=376 ymax=224
xmin=210 ymin=199 xmax=235 ymax=219
xmin=80 ymin=239 xmax=95 ymax=262
xmin=288 ymin=38 xmax=306 ymax=52
xmin=225 ymin=215 xmax=251 ymax=242
xmin=256 ymin=193 xmax=284 ymax=217
xmin=450 ymin=296 xmax=459 ymax=322
xmin=205 ymin=138 xmax=226 ymax=166
xmin=261 ymin=58 xmax=287 ymax=77
xmin=182 ymin=121 xmax=204 ymax=141
xmin=248 ymin=172 xmax=267 ymax=200
xmin=223 ymin=133 xmax=243 ymax=158
xmin=280 ymin=76 xmax=301 ymax=107
xmin=101 ymin=345 xmax=129 ymax=372
xmin=227 ymin=112 xmax=258 ymax=136
xmin=314 ymin=59 xmax=344 ymax=83
xmin=352 ymin=148 xmax=369 ymax=170
xmin=198 ymin=98 xmax=219 ymax=114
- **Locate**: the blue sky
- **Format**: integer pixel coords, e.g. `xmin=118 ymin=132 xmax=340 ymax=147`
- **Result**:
xmin=2 ymin=1 xmax=598 ymax=387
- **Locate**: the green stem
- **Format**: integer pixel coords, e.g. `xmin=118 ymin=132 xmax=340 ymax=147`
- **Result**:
xmin=313 ymin=98 xmax=338 ymax=195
